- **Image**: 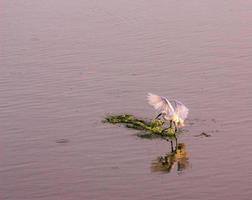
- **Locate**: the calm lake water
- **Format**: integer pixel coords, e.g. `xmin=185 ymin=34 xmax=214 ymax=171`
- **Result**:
xmin=1 ymin=0 xmax=252 ymax=200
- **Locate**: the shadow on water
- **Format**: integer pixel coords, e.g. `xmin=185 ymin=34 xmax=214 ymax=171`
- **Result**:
xmin=151 ymin=143 xmax=190 ymax=174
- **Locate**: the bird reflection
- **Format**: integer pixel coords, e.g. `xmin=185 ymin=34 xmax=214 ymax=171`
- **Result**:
xmin=151 ymin=143 xmax=190 ymax=173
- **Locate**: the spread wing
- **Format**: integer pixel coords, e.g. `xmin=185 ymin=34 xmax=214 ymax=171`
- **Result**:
xmin=147 ymin=93 xmax=174 ymax=114
xmin=174 ymin=100 xmax=189 ymax=120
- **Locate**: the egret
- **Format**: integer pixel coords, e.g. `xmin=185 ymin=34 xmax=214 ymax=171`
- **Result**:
xmin=147 ymin=93 xmax=189 ymax=132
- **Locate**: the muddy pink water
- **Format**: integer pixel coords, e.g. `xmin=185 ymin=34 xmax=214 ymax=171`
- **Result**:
xmin=1 ymin=0 xmax=252 ymax=200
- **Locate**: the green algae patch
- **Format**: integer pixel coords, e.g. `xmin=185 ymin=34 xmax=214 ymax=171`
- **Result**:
xmin=104 ymin=114 xmax=177 ymax=139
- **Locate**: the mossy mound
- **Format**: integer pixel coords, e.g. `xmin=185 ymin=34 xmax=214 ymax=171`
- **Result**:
xmin=104 ymin=114 xmax=176 ymax=138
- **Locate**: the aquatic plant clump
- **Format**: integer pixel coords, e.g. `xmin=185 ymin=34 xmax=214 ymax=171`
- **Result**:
xmin=104 ymin=114 xmax=176 ymax=138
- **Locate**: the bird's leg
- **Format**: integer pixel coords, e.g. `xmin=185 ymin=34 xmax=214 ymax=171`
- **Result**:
xmin=174 ymin=135 xmax=178 ymax=152
xmin=169 ymin=120 xmax=173 ymax=128
xmin=173 ymin=121 xmax=178 ymax=132
xmin=170 ymin=140 xmax=174 ymax=152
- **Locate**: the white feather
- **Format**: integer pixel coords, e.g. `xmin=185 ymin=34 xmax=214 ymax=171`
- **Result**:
xmin=147 ymin=93 xmax=189 ymax=127
xmin=147 ymin=93 xmax=174 ymax=114
xmin=174 ymin=100 xmax=189 ymax=120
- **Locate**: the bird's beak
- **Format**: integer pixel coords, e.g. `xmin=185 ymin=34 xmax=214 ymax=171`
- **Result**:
xmin=155 ymin=113 xmax=162 ymax=119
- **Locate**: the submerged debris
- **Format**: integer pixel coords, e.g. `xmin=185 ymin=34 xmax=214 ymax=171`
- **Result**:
xmin=104 ymin=114 xmax=177 ymax=138
xmin=55 ymin=139 xmax=70 ymax=144
xmin=194 ymin=132 xmax=211 ymax=137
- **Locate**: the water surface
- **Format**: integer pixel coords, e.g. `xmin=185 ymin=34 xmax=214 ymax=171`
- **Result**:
xmin=1 ymin=0 xmax=252 ymax=200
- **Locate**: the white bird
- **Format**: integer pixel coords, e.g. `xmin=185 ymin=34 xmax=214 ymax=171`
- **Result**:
xmin=147 ymin=93 xmax=189 ymax=131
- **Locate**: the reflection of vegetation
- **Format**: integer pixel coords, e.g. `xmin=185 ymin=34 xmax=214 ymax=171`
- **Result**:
xmin=151 ymin=143 xmax=190 ymax=173
xmin=104 ymin=114 xmax=177 ymax=137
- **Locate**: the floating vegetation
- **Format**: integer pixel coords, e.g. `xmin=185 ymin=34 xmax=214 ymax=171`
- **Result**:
xmin=104 ymin=114 xmax=177 ymax=139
